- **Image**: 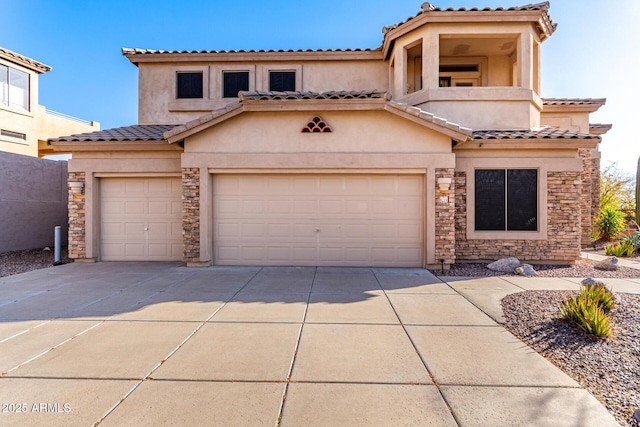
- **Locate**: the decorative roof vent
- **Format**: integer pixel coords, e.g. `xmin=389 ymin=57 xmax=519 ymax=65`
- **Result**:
xmin=302 ymin=116 xmax=332 ymax=133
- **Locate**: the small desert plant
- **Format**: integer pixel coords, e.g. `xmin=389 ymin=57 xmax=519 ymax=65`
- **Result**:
xmin=597 ymin=206 xmax=626 ymax=242
xmin=605 ymin=240 xmax=635 ymax=257
xmin=560 ymin=283 xmax=615 ymax=338
xmin=580 ymin=283 xmax=616 ymax=312
xmin=560 ymin=299 xmax=612 ymax=337
xmin=590 ymin=229 xmax=600 ymax=242
xmin=622 ymin=231 xmax=640 ymax=251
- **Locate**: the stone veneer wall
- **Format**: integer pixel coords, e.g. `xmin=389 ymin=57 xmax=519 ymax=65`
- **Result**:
xmin=182 ymin=168 xmax=200 ymax=261
xmin=435 ymin=168 xmax=456 ymax=265
xmin=591 ymin=155 xmax=601 ymax=225
xmin=579 ymin=149 xmax=592 ymax=247
xmin=455 ymin=171 xmax=582 ymax=262
xmin=68 ymin=172 xmax=86 ymax=259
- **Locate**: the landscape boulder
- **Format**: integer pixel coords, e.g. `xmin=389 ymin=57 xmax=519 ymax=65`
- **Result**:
xmin=514 ymin=264 xmax=538 ymax=277
xmin=594 ymin=256 xmax=618 ymax=271
xmin=581 ymin=277 xmax=605 ymax=287
xmin=487 ymin=257 xmax=521 ymax=273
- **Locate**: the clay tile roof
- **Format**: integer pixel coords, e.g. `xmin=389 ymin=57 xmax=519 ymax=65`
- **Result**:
xmin=48 ymin=125 xmax=179 ymax=143
xmin=238 ymin=90 xmax=391 ymax=101
xmin=122 ymin=47 xmax=380 ymax=56
xmin=542 ymin=98 xmax=607 ymax=106
xmin=386 ymin=101 xmax=472 ymax=137
xmin=471 ymin=126 xmax=600 ymax=140
xmin=0 ymin=46 xmax=51 ymax=73
xmin=383 ymin=2 xmax=555 ymax=34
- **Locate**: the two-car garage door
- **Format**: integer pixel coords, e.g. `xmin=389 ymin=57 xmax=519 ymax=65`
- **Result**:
xmin=213 ymin=174 xmax=424 ymax=267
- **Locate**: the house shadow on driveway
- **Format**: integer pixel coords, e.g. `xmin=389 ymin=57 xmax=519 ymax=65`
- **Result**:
xmin=0 ymin=262 xmax=452 ymax=323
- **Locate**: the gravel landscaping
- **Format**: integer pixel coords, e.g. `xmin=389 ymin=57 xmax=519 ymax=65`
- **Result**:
xmin=0 ymin=248 xmax=70 ymax=278
xmin=430 ymin=259 xmax=640 ymax=279
xmin=503 ymin=290 xmax=640 ymax=427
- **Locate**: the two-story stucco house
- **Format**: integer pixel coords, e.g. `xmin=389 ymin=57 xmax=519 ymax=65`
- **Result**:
xmin=0 ymin=46 xmax=99 ymax=157
xmin=50 ymin=2 xmax=610 ymax=268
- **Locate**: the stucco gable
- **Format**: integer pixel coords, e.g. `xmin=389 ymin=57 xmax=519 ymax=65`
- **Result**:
xmin=164 ymin=90 xmax=472 ymax=144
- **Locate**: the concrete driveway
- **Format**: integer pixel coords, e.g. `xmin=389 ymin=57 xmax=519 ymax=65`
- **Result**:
xmin=0 ymin=263 xmax=621 ymax=426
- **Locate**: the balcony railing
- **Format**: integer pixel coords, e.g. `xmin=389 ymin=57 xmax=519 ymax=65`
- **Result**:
xmin=45 ymin=108 xmax=93 ymax=125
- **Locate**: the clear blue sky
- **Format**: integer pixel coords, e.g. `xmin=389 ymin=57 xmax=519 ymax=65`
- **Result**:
xmin=4 ymin=0 xmax=639 ymax=173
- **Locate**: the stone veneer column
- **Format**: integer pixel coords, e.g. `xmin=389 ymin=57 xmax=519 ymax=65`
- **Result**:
xmin=578 ymin=149 xmax=592 ymax=247
xmin=454 ymin=171 xmax=467 ymax=257
xmin=591 ymin=155 xmax=601 ymax=225
xmin=182 ymin=168 xmax=200 ymax=262
xmin=68 ymin=172 xmax=86 ymax=259
xmin=546 ymin=171 xmax=582 ymax=260
xmin=435 ymin=168 xmax=456 ymax=265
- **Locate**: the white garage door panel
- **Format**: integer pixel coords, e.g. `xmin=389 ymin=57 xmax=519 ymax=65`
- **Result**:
xmin=101 ymin=178 xmax=182 ymax=261
xmin=213 ymin=175 xmax=424 ymax=267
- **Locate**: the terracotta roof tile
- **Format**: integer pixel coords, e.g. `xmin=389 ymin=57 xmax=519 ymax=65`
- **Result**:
xmin=0 ymin=46 xmax=51 ymax=73
xmin=471 ymin=127 xmax=600 ymax=140
xmin=48 ymin=125 xmax=178 ymax=143
xmin=543 ymin=98 xmax=607 ymax=106
xmin=122 ymin=47 xmax=380 ymax=56
xmin=238 ymin=90 xmax=390 ymax=101
xmin=386 ymin=101 xmax=472 ymax=136
xmin=383 ymin=2 xmax=555 ymax=34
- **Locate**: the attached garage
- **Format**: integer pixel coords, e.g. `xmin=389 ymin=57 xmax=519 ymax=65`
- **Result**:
xmin=212 ymin=174 xmax=424 ymax=267
xmin=100 ymin=177 xmax=183 ymax=261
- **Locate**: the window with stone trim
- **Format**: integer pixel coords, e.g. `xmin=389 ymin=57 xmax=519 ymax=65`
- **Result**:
xmin=475 ymin=169 xmax=537 ymax=231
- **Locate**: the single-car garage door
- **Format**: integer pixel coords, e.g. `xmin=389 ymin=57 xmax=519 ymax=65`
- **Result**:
xmin=213 ymin=174 xmax=424 ymax=267
xmin=101 ymin=177 xmax=182 ymax=261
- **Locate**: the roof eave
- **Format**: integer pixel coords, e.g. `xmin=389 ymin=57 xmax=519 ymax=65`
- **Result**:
xmin=455 ymin=138 xmax=600 ymax=150
xmin=0 ymin=48 xmax=51 ymax=74
xmin=122 ymin=48 xmax=384 ymax=65
xmin=49 ymin=140 xmax=181 ymax=152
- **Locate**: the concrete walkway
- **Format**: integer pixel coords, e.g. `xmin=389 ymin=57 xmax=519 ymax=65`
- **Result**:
xmin=1 ymin=263 xmax=634 ymax=426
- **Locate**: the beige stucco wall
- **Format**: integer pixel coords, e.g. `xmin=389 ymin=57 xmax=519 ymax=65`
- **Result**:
xmin=138 ymin=60 xmax=388 ymax=125
xmin=0 ymin=56 xmax=98 ymax=157
xmin=0 ymin=56 xmax=40 ymax=156
xmin=184 ymin=110 xmax=452 ymax=154
xmin=389 ymin=22 xmax=541 ymax=130
xmin=541 ymin=111 xmax=590 ymax=133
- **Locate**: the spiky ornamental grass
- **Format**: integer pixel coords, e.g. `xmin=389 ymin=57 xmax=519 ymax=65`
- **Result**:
xmin=560 ymin=283 xmax=616 ymax=338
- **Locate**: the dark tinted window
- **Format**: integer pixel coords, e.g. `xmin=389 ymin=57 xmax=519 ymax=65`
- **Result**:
xmin=475 ymin=169 xmax=537 ymax=231
xmin=177 ymin=72 xmax=203 ymax=99
xmin=507 ymin=169 xmax=538 ymax=231
xmin=223 ymin=72 xmax=249 ymax=98
xmin=475 ymin=169 xmax=506 ymax=231
xmin=269 ymin=71 xmax=296 ymax=92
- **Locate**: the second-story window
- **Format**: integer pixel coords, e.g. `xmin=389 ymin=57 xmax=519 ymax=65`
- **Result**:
xmin=269 ymin=71 xmax=296 ymax=92
xmin=223 ymin=71 xmax=249 ymax=98
xmin=0 ymin=64 xmax=30 ymax=111
xmin=176 ymin=72 xmax=203 ymax=99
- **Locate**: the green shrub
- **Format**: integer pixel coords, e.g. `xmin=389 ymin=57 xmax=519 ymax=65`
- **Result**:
xmin=597 ymin=206 xmax=626 ymax=241
xmin=560 ymin=283 xmax=615 ymax=338
xmin=605 ymin=240 xmax=635 ymax=257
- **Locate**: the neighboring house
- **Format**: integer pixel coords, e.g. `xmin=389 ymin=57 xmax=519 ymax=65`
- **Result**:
xmin=0 ymin=46 xmax=99 ymax=157
xmin=49 ymin=2 xmax=610 ymax=268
